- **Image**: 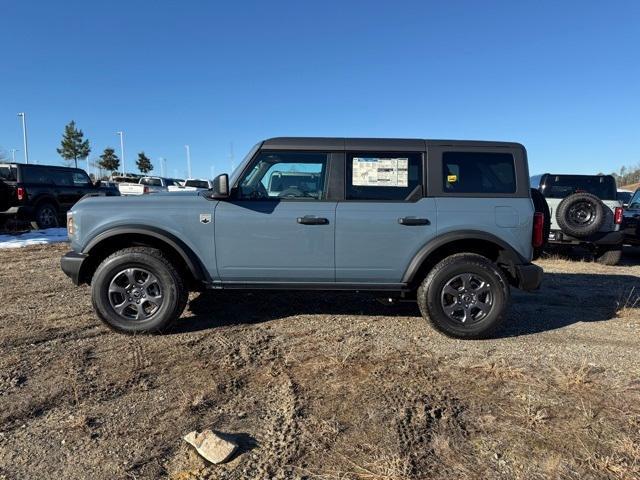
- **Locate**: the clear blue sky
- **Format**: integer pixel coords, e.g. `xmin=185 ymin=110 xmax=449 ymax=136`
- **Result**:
xmin=1 ymin=0 xmax=639 ymax=179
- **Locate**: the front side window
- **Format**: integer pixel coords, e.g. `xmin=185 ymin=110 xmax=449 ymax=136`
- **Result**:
xmin=51 ymin=170 xmax=73 ymax=186
xmin=629 ymin=190 xmax=640 ymax=209
xmin=443 ymin=152 xmax=516 ymax=194
xmin=72 ymin=172 xmax=91 ymax=186
xmin=237 ymin=151 xmax=328 ymax=200
xmin=346 ymin=152 xmax=422 ymax=201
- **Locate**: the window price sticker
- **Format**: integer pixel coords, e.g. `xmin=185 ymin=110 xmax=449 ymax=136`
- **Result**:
xmin=352 ymin=157 xmax=409 ymax=187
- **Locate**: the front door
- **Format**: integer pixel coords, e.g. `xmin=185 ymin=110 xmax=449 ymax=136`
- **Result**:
xmin=335 ymin=151 xmax=438 ymax=283
xmin=214 ymin=150 xmax=336 ymax=283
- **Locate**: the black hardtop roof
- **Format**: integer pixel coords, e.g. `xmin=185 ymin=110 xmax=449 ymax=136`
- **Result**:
xmin=262 ymin=137 xmax=525 ymax=151
xmin=541 ymin=173 xmax=616 ymax=179
xmin=0 ymin=162 xmax=85 ymax=171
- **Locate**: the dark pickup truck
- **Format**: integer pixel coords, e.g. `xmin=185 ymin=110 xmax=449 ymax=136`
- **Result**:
xmin=0 ymin=163 xmax=119 ymax=229
xmin=622 ymin=188 xmax=640 ymax=246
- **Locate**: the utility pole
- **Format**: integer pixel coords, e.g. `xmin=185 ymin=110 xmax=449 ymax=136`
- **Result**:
xmin=185 ymin=144 xmax=192 ymax=179
xmin=10 ymin=149 xmax=18 ymax=162
xmin=229 ymin=142 xmax=235 ymax=172
xmin=159 ymin=157 xmax=165 ymax=177
xmin=17 ymin=113 xmax=29 ymax=164
xmin=116 ymin=131 xmax=125 ymax=175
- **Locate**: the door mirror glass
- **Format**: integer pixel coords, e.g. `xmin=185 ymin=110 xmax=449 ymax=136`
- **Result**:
xmin=212 ymin=173 xmax=229 ymax=198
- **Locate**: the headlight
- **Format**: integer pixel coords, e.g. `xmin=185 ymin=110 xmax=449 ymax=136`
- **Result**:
xmin=67 ymin=213 xmax=75 ymax=235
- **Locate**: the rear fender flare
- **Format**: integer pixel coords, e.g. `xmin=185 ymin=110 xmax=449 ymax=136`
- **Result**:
xmin=402 ymin=230 xmax=527 ymax=284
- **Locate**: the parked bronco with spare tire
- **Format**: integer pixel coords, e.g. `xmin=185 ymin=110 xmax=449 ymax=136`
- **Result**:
xmin=531 ymin=174 xmax=624 ymax=265
xmin=61 ymin=137 xmax=545 ymax=339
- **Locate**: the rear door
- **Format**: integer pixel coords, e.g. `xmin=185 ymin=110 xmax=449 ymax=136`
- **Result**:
xmin=428 ymin=144 xmax=533 ymax=261
xmin=49 ymin=169 xmax=78 ymax=211
xmin=214 ymin=150 xmax=336 ymax=283
xmin=335 ymin=146 xmax=437 ymax=283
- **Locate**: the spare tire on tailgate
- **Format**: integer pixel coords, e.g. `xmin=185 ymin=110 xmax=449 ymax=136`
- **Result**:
xmin=555 ymin=192 xmax=605 ymax=238
xmin=530 ymin=188 xmax=550 ymax=260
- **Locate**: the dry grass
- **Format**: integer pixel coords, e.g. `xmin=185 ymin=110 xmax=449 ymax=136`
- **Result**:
xmin=1 ymin=244 xmax=639 ymax=480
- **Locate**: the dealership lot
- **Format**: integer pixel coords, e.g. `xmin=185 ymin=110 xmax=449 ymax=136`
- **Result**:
xmin=0 ymin=244 xmax=639 ymax=479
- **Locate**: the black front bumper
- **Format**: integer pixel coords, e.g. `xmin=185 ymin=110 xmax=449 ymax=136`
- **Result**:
xmin=514 ymin=263 xmax=543 ymax=291
xmin=60 ymin=251 xmax=88 ymax=286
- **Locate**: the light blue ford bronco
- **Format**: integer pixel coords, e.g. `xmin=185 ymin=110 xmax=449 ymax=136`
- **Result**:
xmin=61 ymin=138 xmax=544 ymax=338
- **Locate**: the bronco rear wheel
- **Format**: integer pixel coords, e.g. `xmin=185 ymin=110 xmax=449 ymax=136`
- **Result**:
xmin=91 ymin=247 xmax=188 ymax=333
xmin=417 ymin=253 xmax=510 ymax=339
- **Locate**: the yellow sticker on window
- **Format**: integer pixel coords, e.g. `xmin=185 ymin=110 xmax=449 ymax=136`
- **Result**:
xmin=447 ymin=174 xmax=458 ymax=183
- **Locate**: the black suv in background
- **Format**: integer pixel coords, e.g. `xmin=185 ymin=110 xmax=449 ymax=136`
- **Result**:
xmin=0 ymin=163 xmax=119 ymax=229
xmin=622 ymin=188 xmax=640 ymax=246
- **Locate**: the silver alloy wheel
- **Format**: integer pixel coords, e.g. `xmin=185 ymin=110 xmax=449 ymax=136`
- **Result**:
xmin=108 ymin=267 xmax=163 ymax=321
xmin=440 ymin=272 xmax=493 ymax=324
xmin=38 ymin=206 xmax=57 ymax=227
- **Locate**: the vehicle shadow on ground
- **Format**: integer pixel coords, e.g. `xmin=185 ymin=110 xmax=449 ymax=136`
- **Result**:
xmin=172 ymin=272 xmax=640 ymax=339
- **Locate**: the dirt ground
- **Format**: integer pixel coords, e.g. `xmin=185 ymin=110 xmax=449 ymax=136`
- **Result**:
xmin=0 ymin=244 xmax=639 ymax=480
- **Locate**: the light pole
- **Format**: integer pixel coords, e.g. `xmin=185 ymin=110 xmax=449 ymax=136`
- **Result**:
xmin=185 ymin=145 xmax=192 ymax=179
xmin=116 ymin=131 xmax=125 ymax=175
xmin=10 ymin=149 xmax=18 ymax=162
xmin=17 ymin=113 xmax=29 ymax=164
xmin=159 ymin=157 xmax=167 ymax=177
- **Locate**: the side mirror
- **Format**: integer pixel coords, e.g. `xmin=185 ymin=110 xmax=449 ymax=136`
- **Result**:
xmin=212 ymin=173 xmax=229 ymax=199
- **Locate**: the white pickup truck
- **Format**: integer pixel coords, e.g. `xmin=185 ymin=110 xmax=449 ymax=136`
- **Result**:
xmin=167 ymin=179 xmax=214 ymax=192
xmin=118 ymin=177 xmax=180 ymax=196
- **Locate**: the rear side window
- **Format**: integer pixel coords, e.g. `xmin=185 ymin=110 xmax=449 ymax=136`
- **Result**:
xmin=541 ymin=175 xmax=617 ymax=200
xmin=21 ymin=166 xmax=53 ymax=184
xmin=0 ymin=165 xmax=17 ymax=181
xmin=443 ymin=152 xmax=516 ymax=194
xmin=346 ymin=152 xmax=422 ymax=201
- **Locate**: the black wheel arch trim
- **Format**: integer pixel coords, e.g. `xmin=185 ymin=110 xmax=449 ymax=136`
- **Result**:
xmin=81 ymin=226 xmax=209 ymax=282
xmin=401 ymin=230 xmax=529 ymax=284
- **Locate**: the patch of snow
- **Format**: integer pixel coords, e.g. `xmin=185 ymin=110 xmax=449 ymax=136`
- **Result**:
xmin=0 ymin=228 xmax=69 ymax=249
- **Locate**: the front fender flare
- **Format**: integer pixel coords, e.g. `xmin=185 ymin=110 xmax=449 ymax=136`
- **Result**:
xmin=82 ymin=226 xmax=208 ymax=282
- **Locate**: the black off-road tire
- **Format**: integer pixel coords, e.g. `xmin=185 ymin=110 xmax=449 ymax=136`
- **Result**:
xmin=556 ymin=192 xmax=605 ymax=238
xmin=594 ymin=245 xmax=623 ymax=266
xmin=531 ymin=188 xmax=550 ymax=260
xmin=32 ymin=202 xmax=59 ymax=229
xmin=417 ymin=253 xmax=510 ymax=339
xmin=91 ymin=247 xmax=188 ymax=333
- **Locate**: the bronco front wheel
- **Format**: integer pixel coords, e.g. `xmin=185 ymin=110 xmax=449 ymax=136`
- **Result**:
xmin=91 ymin=247 xmax=188 ymax=333
xmin=417 ymin=253 xmax=510 ymax=339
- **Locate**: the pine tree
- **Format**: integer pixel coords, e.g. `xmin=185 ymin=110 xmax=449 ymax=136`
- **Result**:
xmin=57 ymin=121 xmax=91 ymax=168
xmin=136 ymin=151 xmax=153 ymax=174
xmin=99 ymin=147 xmax=120 ymax=174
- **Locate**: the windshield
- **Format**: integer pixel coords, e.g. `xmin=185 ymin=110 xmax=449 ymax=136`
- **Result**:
xmin=617 ymin=191 xmax=633 ymax=205
xmin=140 ymin=177 xmax=162 ymax=186
xmin=540 ymin=175 xmax=617 ymax=200
xmin=230 ymin=142 xmax=261 ymax=186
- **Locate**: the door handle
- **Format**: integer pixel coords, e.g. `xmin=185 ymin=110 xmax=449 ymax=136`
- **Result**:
xmin=297 ymin=215 xmax=329 ymax=225
xmin=398 ymin=217 xmax=430 ymax=226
